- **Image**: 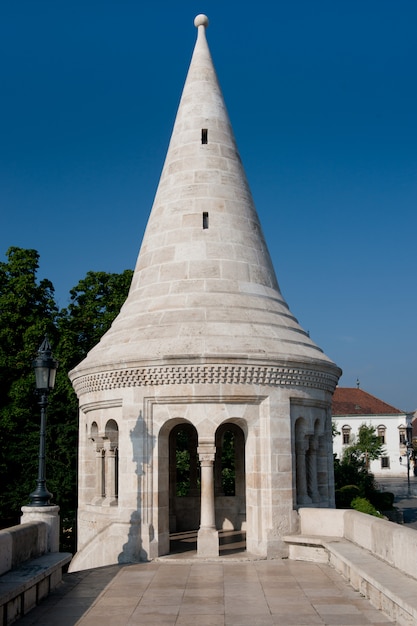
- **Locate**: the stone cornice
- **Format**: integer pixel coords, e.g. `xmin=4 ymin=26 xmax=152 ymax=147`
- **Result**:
xmin=72 ymin=362 xmax=340 ymax=395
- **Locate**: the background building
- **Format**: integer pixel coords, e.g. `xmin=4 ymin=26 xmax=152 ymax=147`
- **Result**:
xmin=332 ymin=386 xmax=414 ymax=476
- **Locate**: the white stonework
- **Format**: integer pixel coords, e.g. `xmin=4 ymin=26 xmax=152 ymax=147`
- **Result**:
xmin=69 ymin=15 xmax=341 ymax=572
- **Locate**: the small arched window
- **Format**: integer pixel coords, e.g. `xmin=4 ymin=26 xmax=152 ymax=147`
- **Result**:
xmin=105 ymin=420 xmax=119 ymax=502
xmin=377 ymin=425 xmax=386 ymax=445
xmin=342 ymin=425 xmax=351 ymax=445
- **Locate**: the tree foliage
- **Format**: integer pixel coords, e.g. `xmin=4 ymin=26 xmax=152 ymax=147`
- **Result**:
xmin=0 ymin=247 xmax=132 ymax=551
xmin=57 ymin=270 xmax=133 ymax=370
xmin=334 ymin=423 xmax=393 ymax=513
xmin=343 ymin=423 xmax=385 ymax=469
xmin=0 ymin=248 xmax=58 ymax=522
xmin=350 ymin=496 xmax=384 ymax=518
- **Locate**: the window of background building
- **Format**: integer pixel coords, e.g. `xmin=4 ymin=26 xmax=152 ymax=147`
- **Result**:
xmin=377 ymin=425 xmax=386 ymax=445
xmin=342 ymin=425 xmax=351 ymax=445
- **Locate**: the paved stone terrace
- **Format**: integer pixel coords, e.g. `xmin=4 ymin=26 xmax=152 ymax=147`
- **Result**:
xmin=16 ymin=559 xmax=395 ymax=625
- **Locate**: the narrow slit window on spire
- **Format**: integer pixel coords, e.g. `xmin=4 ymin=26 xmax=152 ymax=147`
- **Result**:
xmin=201 ymin=129 xmax=208 ymax=144
xmin=203 ymin=212 xmax=209 ymax=229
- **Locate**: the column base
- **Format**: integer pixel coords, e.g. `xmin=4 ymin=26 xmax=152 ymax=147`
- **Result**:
xmin=197 ymin=527 xmax=219 ymax=557
xmin=21 ymin=505 xmax=60 ymax=552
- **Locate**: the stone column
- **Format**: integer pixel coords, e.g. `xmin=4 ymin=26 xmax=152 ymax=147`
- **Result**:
xmin=306 ymin=437 xmax=320 ymax=503
xmin=92 ymin=438 xmax=104 ymax=504
xmin=296 ymin=437 xmax=312 ymax=506
xmin=103 ymin=443 xmax=118 ymax=506
xmin=197 ymin=442 xmax=219 ymax=557
xmin=21 ymin=505 xmax=60 ymax=552
xmin=317 ymin=434 xmax=329 ymax=501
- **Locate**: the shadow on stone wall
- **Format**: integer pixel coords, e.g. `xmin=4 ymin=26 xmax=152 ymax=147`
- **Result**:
xmin=118 ymin=410 xmax=155 ymax=563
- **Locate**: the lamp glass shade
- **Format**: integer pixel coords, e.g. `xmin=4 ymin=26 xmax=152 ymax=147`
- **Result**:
xmin=34 ymin=363 xmax=57 ymax=390
xmin=32 ymin=336 xmax=59 ymax=391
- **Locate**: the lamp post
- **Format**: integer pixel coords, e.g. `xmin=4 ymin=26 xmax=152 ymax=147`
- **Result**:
xmin=28 ymin=335 xmax=59 ymax=507
xmin=406 ymin=418 xmax=413 ymax=496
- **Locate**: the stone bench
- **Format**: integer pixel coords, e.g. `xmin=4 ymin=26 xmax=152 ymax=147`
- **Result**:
xmin=0 ymin=552 xmax=72 ymax=626
xmin=284 ymin=507 xmax=417 ymax=626
xmin=0 ymin=521 xmax=71 ymax=626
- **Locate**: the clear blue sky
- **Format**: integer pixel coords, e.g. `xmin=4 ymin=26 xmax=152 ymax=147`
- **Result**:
xmin=1 ymin=1 xmax=416 ymax=411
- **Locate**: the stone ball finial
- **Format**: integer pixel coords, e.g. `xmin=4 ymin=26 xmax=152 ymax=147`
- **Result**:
xmin=194 ymin=14 xmax=209 ymax=28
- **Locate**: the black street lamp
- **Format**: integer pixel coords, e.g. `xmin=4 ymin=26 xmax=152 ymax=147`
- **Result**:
xmin=28 ymin=335 xmax=59 ymax=507
xmin=406 ymin=419 xmax=413 ymax=495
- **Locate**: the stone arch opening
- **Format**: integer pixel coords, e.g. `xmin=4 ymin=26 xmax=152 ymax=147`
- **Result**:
xmin=104 ymin=419 xmax=119 ymax=505
xmin=168 ymin=422 xmax=200 ymax=534
xmin=214 ymin=422 xmax=246 ymax=534
xmin=295 ymin=417 xmax=311 ymax=506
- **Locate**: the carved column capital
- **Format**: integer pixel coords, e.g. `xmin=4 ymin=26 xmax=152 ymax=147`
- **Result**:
xmin=197 ymin=445 xmax=216 ymax=465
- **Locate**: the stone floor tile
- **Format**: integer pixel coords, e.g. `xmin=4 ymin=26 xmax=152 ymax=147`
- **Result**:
xmin=79 ymin=605 xmax=135 ymax=619
xmin=272 ymin=613 xmax=327 ymax=626
xmin=268 ymin=602 xmax=318 ymax=614
xmin=176 ymin=615 xmax=225 ymax=625
xmin=185 ymin=583 xmax=223 ymax=593
xmin=182 ymin=594 xmax=224 ymax=605
xmin=14 ymin=559 xmax=396 ymax=625
xmin=226 ymin=601 xmax=272 ymax=612
xmin=314 ymin=617 xmax=374 ymax=626
xmin=314 ymin=604 xmax=363 ymax=615
xmin=360 ymin=609 xmax=395 ymax=624
xmin=179 ymin=603 xmax=225 ymax=615
xmin=79 ymin=616 xmax=133 ymax=626
xmin=130 ymin=604 xmax=180 ymax=616
xmin=128 ymin=620 xmax=176 ymax=626
xmin=224 ymin=615 xmax=274 ymax=625
xmin=139 ymin=594 xmax=184 ymax=606
xmin=266 ymin=596 xmax=312 ymax=608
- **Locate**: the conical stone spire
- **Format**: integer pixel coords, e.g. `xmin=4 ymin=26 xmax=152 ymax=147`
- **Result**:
xmin=68 ymin=16 xmax=341 ymax=569
xmin=70 ymin=15 xmax=338 ymax=385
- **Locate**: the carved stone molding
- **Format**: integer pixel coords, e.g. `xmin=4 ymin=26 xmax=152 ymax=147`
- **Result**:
xmin=197 ymin=443 xmax=216 ymax=464
xmin=73 ymin=363 xmax=339 ymax=395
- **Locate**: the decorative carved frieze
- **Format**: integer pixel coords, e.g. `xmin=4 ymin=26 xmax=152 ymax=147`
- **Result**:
xmin=72 ymin=363 xmax=339 ymax=395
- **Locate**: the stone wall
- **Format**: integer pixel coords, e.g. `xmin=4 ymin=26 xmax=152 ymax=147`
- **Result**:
xmin=0 ymin=523 xmax=48 ymax=575
xmin=298 ymin=507 xmax=417 ymax=580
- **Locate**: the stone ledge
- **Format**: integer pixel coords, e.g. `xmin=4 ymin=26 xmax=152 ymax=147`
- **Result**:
xmin=0 ymin=552 xmax=72 ymax=626
xmin=284 ymin=534 xmax=417 ymax=626
xmin=73 ymin=362 xmax=338 ymax=394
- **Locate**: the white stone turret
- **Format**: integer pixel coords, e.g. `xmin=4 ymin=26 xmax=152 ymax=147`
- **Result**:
xmin=69 ymin=15 xmax=341 ymax=572
xmin=70 ymin=15 xmax=335 ymax=379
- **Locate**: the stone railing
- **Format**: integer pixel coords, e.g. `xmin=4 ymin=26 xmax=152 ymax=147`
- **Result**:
xmin=284 ymin=508 xmax=417 ymax=626
xmin=0 ymin=518 xmax=71 ymax=625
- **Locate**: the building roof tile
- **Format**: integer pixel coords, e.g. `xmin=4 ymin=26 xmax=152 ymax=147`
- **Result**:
xmin=332 ymin=387 xmax=402 ymax=416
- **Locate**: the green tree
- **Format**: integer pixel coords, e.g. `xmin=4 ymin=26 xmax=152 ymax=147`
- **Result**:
xmin=350 ymin=496 xmax=384 ymax=518
xmin=344 ymin=423 xmax=385 ymax=470
xmin=334 ymin=423 xmax=391 ymax=512
xmin=221 ymin=431 xmax=235 ymax=496
xmin=0 ymin=249 xmax=133 ymax=552
xmin=57 ymin=270 xmax=133 ymax=370
xmin=334 ymin=453 xmax=377 ymax=507
xmin=0 ymin=248 xmax=58 ymax=523
xmin=54 ymin=269 xmax=133 ymax=548
xmin=332 ymin=421 xmax=340 ymax=439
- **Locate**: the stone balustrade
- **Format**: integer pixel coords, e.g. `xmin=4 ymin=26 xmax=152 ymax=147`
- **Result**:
xmin=0 ymin=521 xmax=71 ymax=625
xmin=285 ymin=508 xmax=417 ymax=626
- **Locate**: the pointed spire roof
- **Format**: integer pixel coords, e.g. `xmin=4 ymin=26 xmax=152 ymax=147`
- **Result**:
xmin=70 ymin=15 xmax=340 ymax=381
